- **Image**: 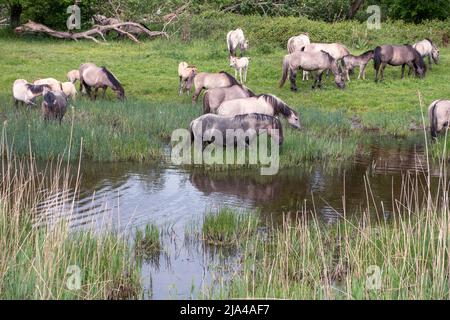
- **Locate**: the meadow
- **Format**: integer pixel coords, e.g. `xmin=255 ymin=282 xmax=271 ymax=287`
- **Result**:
xmin=1 ymin=28 xmax=449 ymax=166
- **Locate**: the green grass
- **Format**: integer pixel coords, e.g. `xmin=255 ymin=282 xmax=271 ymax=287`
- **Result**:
xmin=200 ymin=208 xmax=260 ymax=246
xmin=134 ymin=223 xmax=161 ymax=261
xmin=0 ymin=30 xmax=448 ymax=165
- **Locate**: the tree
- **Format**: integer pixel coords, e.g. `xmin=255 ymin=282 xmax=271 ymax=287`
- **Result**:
xmin=382 ymin=0 xmax=450 ymax=23
xmin=0 ymin=1 xmax=23 ymax=27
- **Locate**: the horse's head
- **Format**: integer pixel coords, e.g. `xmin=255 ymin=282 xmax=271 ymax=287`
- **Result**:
xmin=241 ymin=40 xmax=249 ymax=52
xmin=116 ymin=86 xmax=126 ymax=101
xmin=229 ymin=56 xmax=237 ymax=67
xmin=432 ymin=45 xmax=440 ymax=64
xmin=287 ymin=111 xmax=301 ymax=129
xmin=331 ymin=61 xmax=346 ymax=89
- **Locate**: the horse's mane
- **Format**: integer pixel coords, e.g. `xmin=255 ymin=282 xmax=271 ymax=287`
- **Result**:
xmin=425 ymin=38 xmax=434 ymax=46
xmin=239 ymin=85 xmax=256 ymax=97
xmin=234 ymin=113 xmax=278 ymax=124
xmin=258 ymin=94 xmax=296 ymax=117
xmin=219 ymin=71 xmax=239 ymax=86
xmin=101 ymin=67 xmax=123 ymax=90
xmin=26 ymin=84 xmax=50 ymax=94
xmin=320 ymin=50 xmax=334 ymax=62
xmin=361 ymin=49 xmax=374 ymax=57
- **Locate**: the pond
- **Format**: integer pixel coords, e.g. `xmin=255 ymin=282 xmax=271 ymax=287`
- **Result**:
xmin=34 ymin=133 xmax=446 ymax=299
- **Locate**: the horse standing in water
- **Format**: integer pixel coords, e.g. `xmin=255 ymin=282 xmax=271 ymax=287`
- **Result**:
xmin=216 ymin=94 xmax=301 ymax=129
xmin=227 ymin=28 xmax=249 ymax=57
xmin=279 ymin=50 xmax=345 ymax=91
xmin=190 ymin=113 xmax=284 ymax=148
xmin=79 ymin=63 xmax=125 ymax=100
xmin=203 ymin=85 xmax=255 ymax=114
xmin=428 ymin=100 xmax=450 ymax=140
xmin=192 ymin=71 xmax=239 ymax=103
xmin=374 ymin=45 xmax=427 ymax=82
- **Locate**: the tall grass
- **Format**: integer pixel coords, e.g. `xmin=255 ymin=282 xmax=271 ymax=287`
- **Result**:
xmin=0 ymin=141 xmax=142 ymax=299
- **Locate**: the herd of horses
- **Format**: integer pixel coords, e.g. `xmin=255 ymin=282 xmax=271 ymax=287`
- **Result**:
xmin=10 ymin=27 xmax=450 ymax=143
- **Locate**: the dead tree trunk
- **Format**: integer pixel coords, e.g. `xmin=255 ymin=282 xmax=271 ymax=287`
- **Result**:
xmin=10 ymin=3 xmax=22 ymax=28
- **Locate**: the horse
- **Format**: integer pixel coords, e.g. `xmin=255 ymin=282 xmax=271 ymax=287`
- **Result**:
xmin=216 ymin=94 xmax=301 ymax=129
xmin=374 ymin=45 xmax=427 ymax=82
xmin=279 ymin=50 xmax=345 ymax=91
xmin=413 ymin=38 xmax=439 ymax=70
xmin=428 ymin=100 xmax=450 ymax=140
xmin=341 ymin=50 xmax=374 ymax=81
xmin=79 ymin=63 xmax=125 ymax=100
xmin=229 ymin=56 xmax=250 ymax=83
xmin=227 ymin=28 xmax=249 ymax=57
xmin=178 ymin=62 xmax=197 ymax=96
xmin=287 ymin=33 xmax=311 ymax=81
xmin=67 ymin=70 xmax=80 ymax=83
xmin=61 ymin=82 xmax=77 ymax=100
xmin=34 ymin=78 xmax=63 ymax=91
xmin=13 ymin=79 xmax=49 ymax=108
xmin=42 ymin=88 xmax=68 ymax=124
xmin=190 ymin=113 xmax=284 ymax=148
xmin=203 ymin=85 xmax=255 ymax=114
xmin=192 ymin=71 xmax=240 ymax=103
xmin=302 ymin=43 xmax=350 ymax=78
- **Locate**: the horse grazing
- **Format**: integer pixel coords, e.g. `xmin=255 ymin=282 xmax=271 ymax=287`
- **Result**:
xmin=192 ymin=71 xmax=239 ymax=103
xmin=34 ymin=78 xmax=63 ymax=91
xmin=414 ymin=38 xmax=439 ymax=70
xmin=374 ymin=45 xmax=426 ymax=82
xmin=229 ymin=56 xmax=250 ymax=83
xmin=42 ymin=88 xmax=68 ymax=124
xmin=216 ymin=94 xmax=301 ymax=129
xmin=227 ymin=28 xmax=249 ymax=57
xmin=67 ymin=70 xmax=80 ymax=83
xmin=79 ymin=63 xmax=125 ymax=100
xmin=428 ymin=100 xmax=450 ymax=140
xmin=203 ymin=85 xmax=255 ymax=114
xmin=190 ymin=113 xmax=284 ymax=147
xmin=13 ymin=79 xmax=49 ymax=108
xmin=61 ymin=82 xmax=77 ymax=100
xmin=287 ymin=33 xmax=311 ymax=81
xmin=342 ymin=50 xmax=374 ymax=81
xmin=279 ymin=50 xmax=345 ymax=91
xmin=178 ymin=62 xmax=197 ymax=96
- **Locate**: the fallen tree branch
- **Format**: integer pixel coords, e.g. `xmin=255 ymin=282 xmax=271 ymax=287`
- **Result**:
xmin=14 ymin=20 xmax=168 ymax=43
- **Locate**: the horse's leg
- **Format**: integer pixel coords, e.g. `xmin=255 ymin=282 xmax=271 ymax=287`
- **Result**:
xmin=380 ymin=63 xmax=387 ymax=81
xmin=289 ymin=69 xmax=298 ymax=92
xmin=192 ymin=87 xmax=202 ymax=104
xmin=178 ymin=76 xmax=183 ymax=96
xmin=102 ymin=87 xmax=107 ymax=99
xmin=317 ymin=72 xmax=324 ymax=89
xmin=93 ymin=87 xmax=99 ymax=101
xmin=401 ymin=64 xmax=406 ymax=79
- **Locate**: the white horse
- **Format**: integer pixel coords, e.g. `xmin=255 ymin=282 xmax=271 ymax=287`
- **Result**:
xmin=287 ymin=33 xmax=311 ymax=81
xmin=429 ymin=100 xmax=450 ymax=140
xmin=61 ymin=82 xmax=77 ymax=100
xmin=227 ymin=28 xmax=249 ymax=57
xmin=413 ymin=38 xmax=439 ymax=70
xmin=67 ymin=70 xmax=80 ymax=83
xmin=13 ymin=79 xmax=49 ymax=108
xmin=229 ymin=56 xmax=250 ymax=83
xmin=178 ymin=62 xmax=197 ymax=95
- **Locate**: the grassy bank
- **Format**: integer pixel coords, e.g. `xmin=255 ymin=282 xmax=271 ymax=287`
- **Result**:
xmin=0 ymin=156 xmax=142 ymax=299
xmin=1 ymin=15 xmax=449 ymax=165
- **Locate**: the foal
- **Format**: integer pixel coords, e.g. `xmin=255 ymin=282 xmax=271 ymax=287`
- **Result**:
xmin=341 ymin=50 xmax=374 ymax=81
xmin=229 ymin=56 xmax=250 ymax=83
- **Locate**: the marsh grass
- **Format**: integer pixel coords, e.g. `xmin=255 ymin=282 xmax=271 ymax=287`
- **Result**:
xmin=199 ymin=208 xmax=260 ymax=246
xmin=134 ymin=223 xmax=161 ymax=262
xmin=0 ymin=145 xmax=142 ymax=299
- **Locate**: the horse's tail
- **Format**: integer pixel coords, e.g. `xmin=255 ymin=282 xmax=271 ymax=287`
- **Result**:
xmin=226 ymin=31 xmax=233 ymax=55
xmin=374 ymin=46 xmax=382 ymax=70
xmin=429 ymin=100 xmax=440 ymax=140
xmin=287 ymin=37 xmax=293 ymax=54
xmin=279 ymin=55 xmax=290 ymax=88
xmin=203 ymin=91 xmax=211 ymax=114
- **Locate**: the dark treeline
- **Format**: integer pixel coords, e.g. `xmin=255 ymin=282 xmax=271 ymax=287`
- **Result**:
xmin=0 ymin=0 xmax=449 ymax=30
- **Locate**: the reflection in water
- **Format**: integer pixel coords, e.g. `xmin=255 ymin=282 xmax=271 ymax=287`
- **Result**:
xmin=34 ymin=134 xmax=448 ymax=299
